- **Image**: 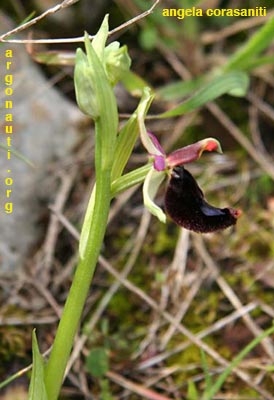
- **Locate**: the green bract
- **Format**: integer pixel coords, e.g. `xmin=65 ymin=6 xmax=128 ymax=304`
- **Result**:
xmin=28 ymin=331 xmax=47 ymax=400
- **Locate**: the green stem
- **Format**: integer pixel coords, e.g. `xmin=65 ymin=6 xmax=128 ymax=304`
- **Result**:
xmin=43 ymin=163 xmax=151 ymax=399
xmin=44 ymin=137 xmax=112 ymax=400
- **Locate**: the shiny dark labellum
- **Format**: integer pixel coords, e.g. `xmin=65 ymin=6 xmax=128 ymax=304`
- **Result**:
xmin=165 ymin=166 xmax=240 ymax=233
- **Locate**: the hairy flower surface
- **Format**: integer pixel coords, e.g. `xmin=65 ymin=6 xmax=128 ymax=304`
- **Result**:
xmin=165 ymin=166 xmax=241 ymax=233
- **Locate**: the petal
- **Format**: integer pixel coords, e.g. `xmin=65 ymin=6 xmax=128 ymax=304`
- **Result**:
xmin=137 ymin=88 xmax=165 ymax=157
xmin=143 ymin=168 xmax=166 ymax=223
xmin=165 ymin=166 xmax=241 ymax=233
xmin=166 ymin=138 xmax=222 ymax=168
xmin=148 ymin=132 xmax=165 ymax=155
xmin=147 ymin=132 xmax=166 ymax=171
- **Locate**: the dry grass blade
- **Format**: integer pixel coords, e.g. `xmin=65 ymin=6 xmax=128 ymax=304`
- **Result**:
xmin=247 ymin=91 xmax=274 ymax=122
xmin=137 ymin=302 xmax=257 ymax=370
xmin=0 ymin=0 xmax=79 ymax=42
xmin=160 ymin=267 xmax=209 ymax=350
xmin=0 ymin=0 xmax=161 ymax=44
xmin=36 ymin=166 xmax=78 ymax=285
xmin=168 ymin=229 xmax=190 ymax=299
xmin=98 ymin=256 xmax=274 ymax=400
xmin=30 ymin=279 xmax=62 ymax=318
xmin=193 ymin=235 xmax=274 ymax=360
xmin=106 ymin=370 xmax=173 ymax=400
xmin=207 ymin=102 xmax=274 ymax=180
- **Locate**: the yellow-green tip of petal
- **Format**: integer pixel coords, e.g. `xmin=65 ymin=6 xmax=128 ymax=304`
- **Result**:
xmin=199 ymin=138 xmax=223 ymax=156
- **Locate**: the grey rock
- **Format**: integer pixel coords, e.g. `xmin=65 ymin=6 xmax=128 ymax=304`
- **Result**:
xmin=0 ymin=13 xmax=82 ymax=274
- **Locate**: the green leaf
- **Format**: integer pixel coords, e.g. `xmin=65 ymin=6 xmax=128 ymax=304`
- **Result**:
xmin=19 ymin=11 xmax=36 ymax=26
xmin=100 ymin=378 xmax=113 ymax=400
xmin=91 ymin=14 xmax=109 ymax=62
xmin=111 ymin=114 xmax=139 ymax=182
xmin=158 ymin=72 xmax=249 ymax=118
xmin=86 ymin=347 xmax=109 ymax=378
xmin=224 ymin=17 xmax=274 ymax=72
xmin=28 ymin=330 xmax=48 ymax=400
xmin=265 ymin=364 xmax=274 ymax=372
xmin=200 ymin=349 xmax=212 ymax=391
xmin=139 ymin=25 xmax=158 ymax=50
xmin=121 ymin=70 xmax=150 ymax=97
xmin=143 ymin=168 xmax=166 ymax=223
xmin=111 ymin=87 xmax=154 ymax=182
xmin=187 ymin=380 xmax=199 ymax=400
xmin=0 ymin=143 xmax=34 ymax=168
xmin=79 ymin=186 xmax=96 ymax=259
xmin=30 ymin=50 xmax=76 ymax=66
xmin=156 ymin=76 xmax=205 ymax=101
xmin=243 ymin=54 xmax=274 ymax=71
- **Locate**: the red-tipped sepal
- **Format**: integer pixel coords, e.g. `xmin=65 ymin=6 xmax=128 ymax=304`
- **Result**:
xmin=166 ymin=138 xmax=222 ymax=169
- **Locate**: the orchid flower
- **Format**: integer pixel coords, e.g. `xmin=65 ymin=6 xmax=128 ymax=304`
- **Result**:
xmin=141 ymin=129 xmax=241 ymax=233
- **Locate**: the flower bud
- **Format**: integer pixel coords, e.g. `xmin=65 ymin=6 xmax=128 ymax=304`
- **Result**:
xmin=74 ymin=48 xmax=99 ymax=118
xmin=104 ymin=42 xmax=131 ymax=86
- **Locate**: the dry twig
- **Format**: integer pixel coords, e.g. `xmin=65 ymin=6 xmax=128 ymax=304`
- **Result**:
xmin=0 ymin=0 xmax=161 ymax=44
